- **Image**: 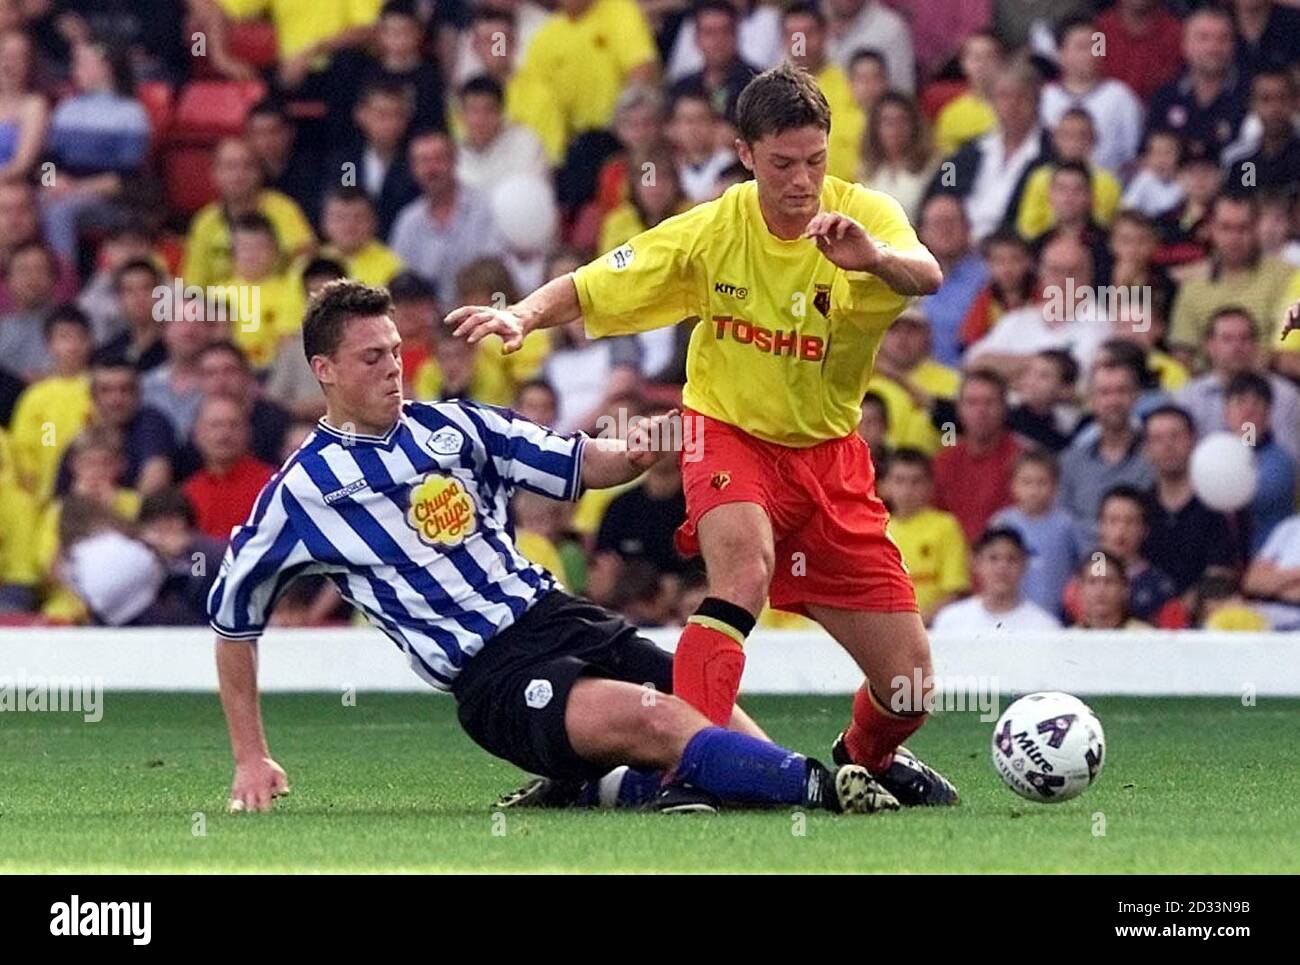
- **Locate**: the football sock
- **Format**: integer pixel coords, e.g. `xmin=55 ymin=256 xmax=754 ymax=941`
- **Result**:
xmin=672 ymin=726 xmax=808 ymax=806
xmin=843 ymin=684 xmax=926 ymax=774
xmin=581 ymin=766 xmax=664 ymax=808
xmin=673 ymin=597 xmax=754 ymax=726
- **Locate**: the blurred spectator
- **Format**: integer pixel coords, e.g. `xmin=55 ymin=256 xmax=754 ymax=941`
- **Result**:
xmin=224 ymin=212 xmax=304 ymax=372
xmin=866 ymin=306 xmax=958 ymax=455
xmin=0 ymin=425 xmax=38 ymax=611
xmin=585 ymin=84 xmax=666 ymax=230
xmin=1224 ymin=371 xmax=1296 ymax=554
xmin=957 ymin=227 xmax=1034 ymax=352
xmin=513 ymin=488 xmax=583 ymax=591
xmin=357 ymin=0 xmax=447 ymax=136
xmin=8 ymin=305 xmax=92 ymax=502
xmin=1057 ymin=359 xmax=1154 ymax=544
xmin=82 ymin=240 xmax=166 ymax=364
xmin=455 ymin=75 xmax=549 ymax=193
xmin=860 ymin=91 xmax=935 ymax=221
xmin=1023 ymin=160 xmax=1113 ymax=280
xmin=514 ymin=377 xmax=559 ymax=427
xmin=1169 ymin=196 xmax=1298 ymax=355
xmin=1072 ymin=550 xmax=1149 ymax=629
xmin=1258 ymin=190 xmax=1300 ymax=267
xmin=1158 ymin=143 xmax=1220 ymax=257
xmin=1175 ymin=307 xmax=1300 ymax=463
xmin=1231 ymin=0 xmax=1300 ymax=77
xmin=780 ymin=4 xmax=863 ymax=182
xmin=880 ymin=448 xmax=969 ymax=625
xmin=40 ymin=40 xmax=151 ymax=264
xmin=519 ymin=0 xmax=659 ymax=156
xmin=846 ymin=48 xmax=888 ymax=130
xmin=667 ymin=90 xmax=734 ymax=203
xmin=666 ymin=0 xmax=780 ymax=84
xmin=595 ymin=429 xmax=693 ymax=578
xmin=1094 ymin=0 xmax=1184 ymax=103
xmin=927 ymin=57 xmax=1049 ymax=241
xmin=857 ymin=389 xmax=889 ymax=466
xmin=1008 ymin=349 xmax=1079 ymax=452
xmin=666 ymin=1 xmax=758 ymax=124
xmin=55 ymin=355 xmax=174 ymax=497
xmin=541 ymin=323 xmax=641 ymax=435
xmin=183 ymin=138 xmax=315 ymax=290
xmin=0 ymin=29 xmax=48 ymax=182
xmin=388 ymin=268 xmax=438 ymax=396
xmin=1016 ymin=111 xmax=1121 ymax=242
xmin=134 ymin=487 xmax=224 ymax=626
xmin=264 ymin=257 xmax=338 ymax=421
xmin=1102 ymin=210 xmax=1176 ymax=334
xmin=323 ymin=80 xmax=419 ymax=240
xmin=176 ymin=341 xmax=291 ymax=476
xmin=1145 ymin=8 xmax=1249 ymax=164
xmin=0 ymin=241 xmax=60 ymax=379
xmin=598 ymin=142 xmax=691 ymax=255
xmin=1243 ymin=512 xmax=1300 ymax=630
xmin=390 ymin=130 xmax=503 ymax=307
xmin=965 ymin=234 xmax=1107 ymax=380
xmin=932 ymin=368 xmax=1020 ymax=543
xmin=1192 ymin=571 xmax=1269 ymax=631
xmin=824 ymin=0 xmax=914 ymax=93
xmin=0 ymin=181 xmax=78 ymax=315
xmin=318 ymin=187 xmax=404 ymax=287
xmin=1142 ymin=404 xmax=1244 ymax=596
xmin=1223 ymin=69 xmax=1299 ymax=194
xmin=931 ymin=527 xmax=1060 ymax=632
xmin=917 ymin=194 xmax=987 ymax=367
xmin=933 ymin=30 xmax=1002 ymax=157
xmin=140 ymin=307 xmax=216 ymax=443
xmin=182 ymin=393 xmax=275 ymax=543
xmin=54 ymin=493 xmax=164 ymax=626
xmin=1040 ymin=16 xmax=1143 ymax=174
xmin=1121 ymin=129 xmax=1186 ymax=218
xmin=991 ymin=450 xmax=1082 ymax=617
xmin=244 ymin=98 xmax=317 ymax=221
xmin=609 ymin=557 xmax=677 ymax=627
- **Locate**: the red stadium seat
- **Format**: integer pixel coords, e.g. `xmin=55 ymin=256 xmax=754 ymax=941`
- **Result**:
xmin=136 ymin=81 xmax=175 ymax=146
xmin=919 ymin=79 xmax=968 ymax=121
xmin=170 ymin=79 xmax=266 ymax=141
xmin=228 ymin=19 xmax=279 ymax=69
xmin=160 ymin=143 xmax=219 ymax=217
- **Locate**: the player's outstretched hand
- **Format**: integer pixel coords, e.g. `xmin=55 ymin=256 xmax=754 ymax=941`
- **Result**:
xmin=229 ymin=756 xmax=289 ymax=813
xmin=444 ymin=305 xmax=526 ymax=353
xmin=802 ymin=211 xmax=882 ymax=273
xmin=1283 ymin=300 xmax=1300 ymax=341
xmin=626 ymin=409 xmax=681 ymax=471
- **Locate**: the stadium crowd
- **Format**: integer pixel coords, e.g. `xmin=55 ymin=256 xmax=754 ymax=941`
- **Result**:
xmin=0 ymin=0 xmax=1297 ymax=632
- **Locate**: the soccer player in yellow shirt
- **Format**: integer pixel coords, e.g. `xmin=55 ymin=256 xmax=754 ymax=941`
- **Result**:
xmin=448 ymin=64 xmax=959 ymax=806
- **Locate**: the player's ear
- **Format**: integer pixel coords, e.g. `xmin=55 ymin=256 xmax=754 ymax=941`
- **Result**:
xmin=735 ymin=138 xmax=753 ymax=170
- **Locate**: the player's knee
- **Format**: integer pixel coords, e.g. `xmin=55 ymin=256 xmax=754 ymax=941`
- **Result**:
xmin=641 ymin=695 xmax=707 ymax=762
xmin=709 ymin=552 xmax=773 ymax=614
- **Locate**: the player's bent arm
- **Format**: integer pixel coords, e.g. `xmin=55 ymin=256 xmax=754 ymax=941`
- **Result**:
xmin=579 ymin=410 xmax=679 ymax=489
xmin=215 ymin=635 xmax=288 ymax=812
xmin=445 ymin=274 xmax=582 ymax=353
xmin=864 ymin=245 xmax=943 ymax=296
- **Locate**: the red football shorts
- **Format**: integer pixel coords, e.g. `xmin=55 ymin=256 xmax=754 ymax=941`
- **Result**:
xmin=675 ymin=409 xmax=917 ymax=615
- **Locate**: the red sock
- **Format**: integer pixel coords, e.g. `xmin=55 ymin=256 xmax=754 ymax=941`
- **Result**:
xmin=672 ymin=600 xmax=753 ymax=726
xmin=843 ymin=684 xmax=926 ymax=773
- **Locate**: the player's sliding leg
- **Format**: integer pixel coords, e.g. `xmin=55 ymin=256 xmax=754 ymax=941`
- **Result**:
xmin=807 ymin=605 xmax=959 ymax=807
xmin=494 ymin=702 xmax=774 ymax=810
xmin=673 ymin=502 xmax=774 ymax=726
xmin=565 ymin=676 xmax=898 ymax=814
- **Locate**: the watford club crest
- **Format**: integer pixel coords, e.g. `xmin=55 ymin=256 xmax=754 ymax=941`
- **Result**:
xmin=813 ymin=284 xmax=831 ymax=318
xmin=407 ymin=475 xmax=478 ymax=546
xmin=710 ymin=471 xmax=732 ymax=491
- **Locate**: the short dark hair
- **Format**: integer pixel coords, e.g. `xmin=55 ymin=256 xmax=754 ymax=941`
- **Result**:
xmin=197 ymin=339 xmax=251 ymax=372
xmin=1225 ymin=370 xmax=1273 ymax=407
xmin=357 ymin=78 xmax=412 ymax=109
xmin=381 ymin=0 xmax=419 ymax=19
xmin=861 ymin=389 xmax=888 ymax=425
xmin=1142 ymin=403 xmax=1195 ymax=436
xmin=1037 ymin=348 xmax=1079 ymax=386
xmin=1054 ymin=13 xmax=1095 ymax=48
xmin=300 ymin=256 xmax=347 ymax=289
xmin=961 ymin=367 xmax=1009 ymax=401
xmin=43 ymin=303 xmax=91 ymax=341
xmin=694 ymin=0 xmax=736 ymax=24
xmin=138 ymin=487 xmax=197 ymax=528
xmin=388 ymin=269 xmax=437 ymax=304
xmin=1205 ymin=306 xmax=1258 ymax=340
xmin=302 ymin=279 xmax=393 ymax=361
xmin=248 ymin=96 xmax=290 ymax=124
xmin=848 ymin=47 xmax=886 ymax=73
xmin=324 ymin=184 xmax=375 ymax=209
xmin=735 ymin=62 xmax=831 ymax=144
xmin=885 ymin=446 xmax=931 ymax=477
xmin=113 ymin=257 xmax=162 ymax=292
xmin=781 ymin=2 xmax=824 ymax=28
xmin=1013 ymin=448 xmax=1059 ymax=482
xmin=1099 ymin=484 xmax=1150 ymax=523
xmin=459 ymin=74 xmax=505 ymax=105
xmin=514 ymin=377 xmax=557 ymax=404
xmin=231 ymin=211 xmax=277 ymax=242
xmin=1051 ymin=159 xmax=1092 ymax=188
xmin=980 ymin=226 xmax=1031 ymax=256
xmin=975 ymin=525 xmax=1027 ymax=555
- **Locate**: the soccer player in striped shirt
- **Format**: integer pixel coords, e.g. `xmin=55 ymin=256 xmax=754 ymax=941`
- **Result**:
xmin=448 ymin=63 xmax=959 ymax=806
xmin=211 ymin=280 xmax=897 ymax=815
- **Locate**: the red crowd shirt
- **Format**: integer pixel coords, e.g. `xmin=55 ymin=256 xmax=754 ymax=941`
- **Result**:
xmin=1094 ymin=6 xmax=1185 ymax=103
xmin=183 ymin=454 xmax=276 ymax=542
xmin=931 ymin=432 xmax=1021 ymax=544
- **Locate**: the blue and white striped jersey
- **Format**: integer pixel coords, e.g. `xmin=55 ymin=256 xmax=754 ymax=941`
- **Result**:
xmin=207 ymin=400 xmax=586 ymax=690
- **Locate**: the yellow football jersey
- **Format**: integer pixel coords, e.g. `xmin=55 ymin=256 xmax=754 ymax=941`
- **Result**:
xmin=573 ymin=176 xmax=922 ymax=447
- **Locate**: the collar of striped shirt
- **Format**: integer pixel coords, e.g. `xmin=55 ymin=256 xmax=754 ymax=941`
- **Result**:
xmin=315 ymin=417 xmax=401 ymax=446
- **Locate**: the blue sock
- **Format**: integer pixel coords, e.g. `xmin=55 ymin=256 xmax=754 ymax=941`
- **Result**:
xmin=576 ymin=767 xmax=664 ymax=808
xmin=673 ymin=727 xmax=810 ymax=805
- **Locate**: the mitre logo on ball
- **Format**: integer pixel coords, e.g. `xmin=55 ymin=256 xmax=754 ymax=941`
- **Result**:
xmin=407 ymin=475 xmax=477 ymax=547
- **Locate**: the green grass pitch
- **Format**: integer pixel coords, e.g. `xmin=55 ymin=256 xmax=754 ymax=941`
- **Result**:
xmin=2 ymin=693 xmax=1297 ymax=873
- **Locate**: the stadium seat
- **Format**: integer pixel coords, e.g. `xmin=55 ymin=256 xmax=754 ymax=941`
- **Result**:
xmin=170 ymin=79 xmax=267 ymax=141
xmin=160 ymin=143 xmax=219 ymax=217
xmin=228 ymin=19 xmax=279 ymax=69
xmin=919 ymin=79 xmax=968 ymax=121
xmin=136 ymin=81 xmax=175 ymax=148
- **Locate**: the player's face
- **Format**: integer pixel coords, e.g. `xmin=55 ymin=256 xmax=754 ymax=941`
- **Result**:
xmin=737 ymin=125 xmax=827 ymax=226
xmin=315 ymin=314 xmax=404 ymax=434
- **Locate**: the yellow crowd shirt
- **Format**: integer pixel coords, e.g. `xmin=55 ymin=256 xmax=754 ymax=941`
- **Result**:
xmin=183 ymin=190 xmax=315 ymax=290
xmin=886 ymin=507 xmax=970 ymax=613
xmin=218 ymin=0 xmax=383 ymax=61
xmin=9 ymin=375 xmax=93 ymax=504
xmin=573 ymin=176 xmax=922 ymax=447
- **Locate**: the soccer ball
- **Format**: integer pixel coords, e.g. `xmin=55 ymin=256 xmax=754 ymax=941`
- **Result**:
xmin=991 ymin=692 xmax=1105 ymax=803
